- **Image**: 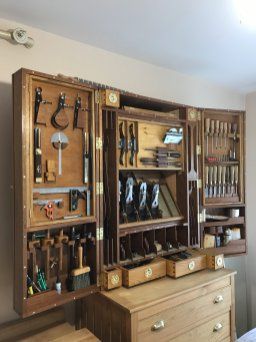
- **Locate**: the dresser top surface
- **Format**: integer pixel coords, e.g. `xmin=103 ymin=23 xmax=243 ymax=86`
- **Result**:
xmin=100 ymin=269 xmax=236 ymax=313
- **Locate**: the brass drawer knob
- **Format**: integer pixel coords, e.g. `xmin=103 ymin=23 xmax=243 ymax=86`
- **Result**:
xmin=213 ymin=295 xmax=224 ymax=304
xmin=145 ymin=267 xmax=153 ymax=278
xmin=188 ymin=261 xmax=195 ymax=270
xmin=213 ymin=322 xmax=223 ymax=332
xmin=151 ymin=320 xmax=165 ymax=331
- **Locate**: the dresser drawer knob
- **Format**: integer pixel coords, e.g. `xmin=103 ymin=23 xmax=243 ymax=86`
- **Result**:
xmin=213 ymin=295 xmax=224 ymax=304
xmin=188 ymin=261 xmax=195 ymax=270
xmin=213 ymin=322 xmax=223 ymax=332
xmin=151 ymin=320 xmax=165 ymax=331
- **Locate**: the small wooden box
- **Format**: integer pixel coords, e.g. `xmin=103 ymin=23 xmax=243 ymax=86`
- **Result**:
xmin=101 ymin=268 xmax=122 ymax=290
xmin=101 ymin=89 xmax=120 ymax=108
xmin=197 ymin=249 xmax=225 ymax=270
xmin=120 ymin=258 xmax=166 ymax=288
xmin=166 ymin=252 xmax=206 ymax=278
xmin=206 ymin=254 xmax=224 ymax=270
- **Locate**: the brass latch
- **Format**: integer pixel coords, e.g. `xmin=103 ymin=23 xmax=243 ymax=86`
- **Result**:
xmin=96 ymin=137 xmax=103 ymax=150
xmin=96 ymin=182 xmax=104 ymax=195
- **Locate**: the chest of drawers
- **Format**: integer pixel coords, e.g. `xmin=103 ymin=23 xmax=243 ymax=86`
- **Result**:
xmin=81 ymin=269 xmax=236 ymax=342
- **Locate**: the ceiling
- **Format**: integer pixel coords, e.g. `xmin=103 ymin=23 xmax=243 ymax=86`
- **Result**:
xmin=0 ymin=0 xmax=256 ymax=93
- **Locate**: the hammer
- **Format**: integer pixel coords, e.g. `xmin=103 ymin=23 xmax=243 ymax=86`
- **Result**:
xmin=55 ymin=229 xmax=69 ymax=272
xmin=41 ymin=230 xmax=54 ymax=280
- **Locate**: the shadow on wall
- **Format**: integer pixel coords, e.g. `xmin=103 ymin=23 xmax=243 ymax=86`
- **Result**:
xmin=0 ymin=81 xmax=19 ymax=323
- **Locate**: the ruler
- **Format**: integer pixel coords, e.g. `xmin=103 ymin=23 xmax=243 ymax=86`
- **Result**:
xmin=33 ymin=186 xmax=88 ymax=195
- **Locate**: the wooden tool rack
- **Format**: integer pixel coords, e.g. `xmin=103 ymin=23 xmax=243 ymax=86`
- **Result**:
xmin=13 ymin=69 xmax=100 ymax=317
xmin=13 ymin=68 xmax=246 ymax=318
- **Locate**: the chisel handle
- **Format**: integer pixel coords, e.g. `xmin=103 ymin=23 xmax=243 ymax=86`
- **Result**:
xmin=210 ymin=120 xmax=215 ymax=135
xmin=205 ymin=118 xmax=210 ymax=135
xmin=215 ymin=120 xmax=220 ymax=134
xmin=213 ymin=165 xmax=217 ymax=184
xmin=205 ymin=166 xmax=209 ymax=185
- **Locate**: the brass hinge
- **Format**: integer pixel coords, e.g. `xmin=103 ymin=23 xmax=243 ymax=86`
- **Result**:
xmin=96 ymin=227 xmax=104 ymax=241
xmin=96 ymin=137 xmax=103 ymax=150
xmin=198 ymin=212 xmax=204 ymax=223
xmin=95 ymin=90 xmax=100 ymax=104
xmin=197 ymin=179 xmax=202 ymax=189
xmin=96 ymin=182 xmax=104 ymax=195
xmin=29 ymin=209 xmax=32 ymax=218
xmin=198 ymin=209 xmax=206 ymax=223
xmin=196 ymin=145 xmax=201 ymax=155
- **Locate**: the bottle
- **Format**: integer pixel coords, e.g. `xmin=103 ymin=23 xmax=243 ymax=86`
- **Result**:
xmin=56 ymin=274 xmax=61 ymax=294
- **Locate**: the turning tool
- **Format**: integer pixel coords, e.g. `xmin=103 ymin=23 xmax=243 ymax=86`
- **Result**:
xmin=210 ymin=120 xmax=215 ymax=153
xmin=217 ymin=165 xmax=222 ymax=197
xmin=235 ymin=165 xmax=239 ymax=196
xmin=226 ymin=166 xmax=230 ymax=196
xmin=230 ymin=165 xmax=235 ymax=196
xmin=219 ymin=122 xmax=224 ymax=149
xmin=51 ymin=132 xmax=69 ymax=175
xmin=205 ymin=118 xmax=210 ymax=156
xmin=223 ymin=122 xmax=228 ymax=149
xmin=209 ymin=166 xmax=213 ymax=198
xmin=213 ymin=165 xmax=218 ymax=197
xmin=222 ymin=166 xmax=226 ymax=197
xmin=205 ymin=166 xmax=209 ymax=198
xmin=215 ymin=120 xmax=220 ymax=149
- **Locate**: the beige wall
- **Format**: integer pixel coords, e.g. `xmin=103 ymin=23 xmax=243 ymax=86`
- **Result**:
xmin=245 ymin=92 xmax=256 ymax=330
xmin=0 ymin=17 xmax=247 ymax=331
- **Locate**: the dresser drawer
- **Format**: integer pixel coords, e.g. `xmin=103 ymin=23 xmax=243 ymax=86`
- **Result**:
xmin=171 ymin=312 xmax=230 ymax=342
xmin=137 ymin=286 xmax=231 ymax=341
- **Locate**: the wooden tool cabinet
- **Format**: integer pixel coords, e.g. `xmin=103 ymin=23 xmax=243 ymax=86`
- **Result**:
xmin=13 ymin=68 xmax=246 ymax=319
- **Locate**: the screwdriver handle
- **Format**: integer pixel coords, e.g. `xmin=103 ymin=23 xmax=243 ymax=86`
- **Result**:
xmin=205 ymin=118 xmax=210 ymax=134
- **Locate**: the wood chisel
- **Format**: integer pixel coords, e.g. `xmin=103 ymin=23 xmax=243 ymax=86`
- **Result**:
xmin=83 ymin=131 xmax=89 ymax=184
xmin=34 ymin=128 xmax=42 ymax=183
xmin=205 ymin=118 xmax=210 ymax=156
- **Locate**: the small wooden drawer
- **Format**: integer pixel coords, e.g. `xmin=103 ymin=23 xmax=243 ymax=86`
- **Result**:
xmin=166 ymin=252 xmax=206 ymax=278
xmin=206 ymin=254 xmax=225 ymax=270
xmin=171 ymin=311 xmax=230 ymax=342
xmin=101 ymin=268 xmax=122 ymax=290
xmin=120 ymin=258 xmax=166 ymax=288
xmin=197 ymin=249 xmax=225 ymax=270
xmin=138 ymin=285 xmax=231 ymax=341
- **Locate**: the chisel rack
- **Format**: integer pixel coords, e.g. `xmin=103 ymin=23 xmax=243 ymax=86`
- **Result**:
xmin=13 ymin=68 xmax=246 ymax=318
xmin=13 ymin=69 xmax=99 ymax=317
xmin=200 ymin=110 xmax=246 ymax=255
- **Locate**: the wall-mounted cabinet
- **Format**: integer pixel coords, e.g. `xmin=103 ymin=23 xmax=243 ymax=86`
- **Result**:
xmin=13 ymin=68 xmax=246 ymax=317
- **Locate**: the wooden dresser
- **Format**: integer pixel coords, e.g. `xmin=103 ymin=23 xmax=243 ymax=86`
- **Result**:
xmin=81 ymin=269 xmax=236 ymax=342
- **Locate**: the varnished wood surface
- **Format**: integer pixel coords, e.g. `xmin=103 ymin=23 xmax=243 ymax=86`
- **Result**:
xmin=99 ymin=269 xmax=236 ymax=313
xmin=21 ymin=323 xmax=99 ymax=341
